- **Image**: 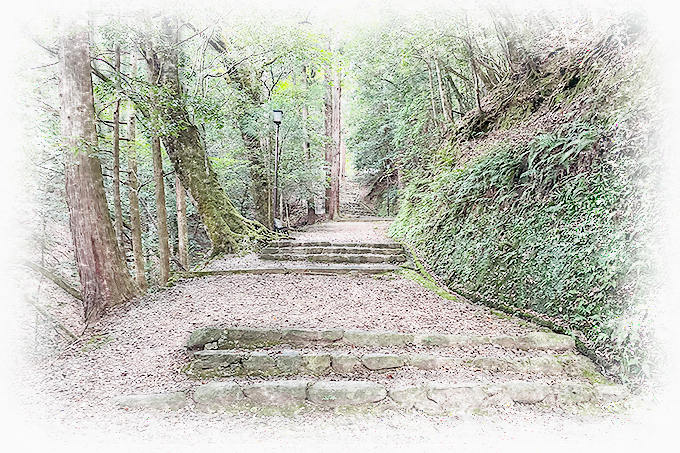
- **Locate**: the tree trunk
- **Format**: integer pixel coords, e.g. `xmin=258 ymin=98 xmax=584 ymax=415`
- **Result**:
xmin=324 ymin=65 xmax=333 ymax=216
xmin=243 ymin=128 xmax=272 ymax=229
xmin=192 ymin=28 xmax=275 ymax=231
xmin=301 ymin=65 xmax=316 ymax=226
xmin=445 ymin=73 xmax=468 ymax=116
xmin=425 ymin=57 xmax=440 ymax=129
xmin=126 ymin=53 xmax=147 ymax=291
xmin=324 ymin=47 xmax=341 ymax=220
xmin=149 ymin=15 xmax=275 ymax=255
xmin=58 ymin=11 xmax=138 ymax=324
xmin=112 ymin=43 xmax=124 ymax=249
xmin=329 ymin=63 xmax=342 ymax=219
xmin=150 ymin=135 xmax=170 ymax=285
xmin=176 ymin=173 xmax=189 ymax=270
xmin=434 ymin=55 xmax=454 ymax=125
xmin=145 ymin=20 xmax=171 ymax=285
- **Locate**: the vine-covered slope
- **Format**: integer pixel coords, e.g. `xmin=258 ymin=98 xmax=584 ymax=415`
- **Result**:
xmin=391 ymin=16 xmax=664 ymax=389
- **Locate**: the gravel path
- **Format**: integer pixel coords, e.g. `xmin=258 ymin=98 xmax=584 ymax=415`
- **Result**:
xmin=4 ymin=220 xmax=660 ymax=451
xmin=290 ymin=219 xmax=395 ymax=243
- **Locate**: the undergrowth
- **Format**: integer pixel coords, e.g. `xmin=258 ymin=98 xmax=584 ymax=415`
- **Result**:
xmin=391 ymin=48 xmax=665 ymax=389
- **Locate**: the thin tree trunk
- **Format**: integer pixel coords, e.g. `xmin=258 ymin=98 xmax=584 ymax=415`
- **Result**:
xmin=324 ymin=43 xmax=341 ymax=220
xmin=126 ymin=53 xmax=147 ymax=291
xmin=59 ymin=10 xmax=138 ymax=324
xmin=329 ymin=64 xmax=342 ymax=219
xmin=151 ymin=135 xmax=170 ymax=285
xmin=301 ymin=65 xmax=316 ymax=225
xmin=145 ymin=24 xmax=171 ymax=285
xmin=176 ymin=173 xmax=189 ymax=270
xmin=445 ymin=73 xmax=467 ymax=118
xmin=426 ymin=57 xmax=440 ymax=127
xmin=434 ymin=55 xmax=453 ymax=125
xmin=112 ymin=43 xmax=124 ymax=249
xmin=19 ymin=259 xmax=82 ymax=301
xmin=324 ymin=63 xmax=333 ymax=216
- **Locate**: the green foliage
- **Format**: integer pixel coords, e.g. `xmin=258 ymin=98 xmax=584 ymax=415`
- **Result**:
xmin=391 ymin=114 xmax=663 ymax=388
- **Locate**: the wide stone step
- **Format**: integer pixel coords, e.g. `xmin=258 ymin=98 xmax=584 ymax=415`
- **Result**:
xmin=175 ymin=266 xmax=401 ymax=278
xmin=260 ymin=253 xmax=407 ymax=264
xmin=266 ymin=241 xmax=404 ymax=250
xmin=186 ymin=327 xmax=577 ymax=351
xmin=115 ymin=379 xmax=629 ymax=413
xmin=262 ymin=246 xmax=404 ymax=256
xmin=183 ymin=349 xmax=598 ymax=379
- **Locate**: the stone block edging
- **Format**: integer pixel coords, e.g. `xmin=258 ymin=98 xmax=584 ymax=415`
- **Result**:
xmin=114 ymin=380 xmax=629 ymax=412
xmin=187 ymin=327 xmax=576 ymax=351
xmin=184 ymin=349 xmax=598 ymax=379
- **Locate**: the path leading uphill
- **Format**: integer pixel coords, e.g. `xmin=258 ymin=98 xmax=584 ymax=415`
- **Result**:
xmin=5 ymin=217 xmax=658 ymax=451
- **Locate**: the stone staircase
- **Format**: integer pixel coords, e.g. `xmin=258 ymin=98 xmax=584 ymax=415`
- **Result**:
xmin=111 ymin=326 xmax=630 ymax=413
xmin=259 ymin=240 xmax=408 ymax=265
xmin=340 ymin=175 xmax=378 ymax=218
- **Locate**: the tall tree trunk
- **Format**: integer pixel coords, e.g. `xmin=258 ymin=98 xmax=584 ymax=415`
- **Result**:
xmin=324 ymin=45 xmax=341 ymax=220
xmin=126 ymin=53 xmax=147 ymax=291
xmin=329 ymin=63 xmax=342 ymax=219
xmin=148 ymin=15 xmax=275 ymax=255
xmin=146 ymin=35 xmax=171 ymax=285
xmin=301 ymin=65 xmax=316 ymax=225
xmin=112 ymin=43 xmax=124 ymax=249
xmin=150 ymin=135 xmax=170 ymax=285
xmin=324 ymin=64 xmax=333 ymax=216
xmin=59 ymin=11 xmax=138 ymax=324
xmin=176 ymin=173 xmax=189 ymax=270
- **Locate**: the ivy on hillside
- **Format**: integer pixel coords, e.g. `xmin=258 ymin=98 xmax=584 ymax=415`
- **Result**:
xmin=391 ymin=118 xmax=663 ymax=387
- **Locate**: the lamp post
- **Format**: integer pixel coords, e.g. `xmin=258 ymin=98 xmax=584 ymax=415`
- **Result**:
xmin=272 ymin=109 xmax=283 ymax=222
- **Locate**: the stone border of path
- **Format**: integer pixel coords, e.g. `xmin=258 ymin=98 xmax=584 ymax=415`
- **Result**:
xmin=183 ymin=349 xmax=598 ymax=379
xmin=175 ymin=265 xmax=402 ymax=279
xmin=113 ymin=379 xmax=629 ymax=414
xmin=187 ymin=326 xmax=576 ymax=351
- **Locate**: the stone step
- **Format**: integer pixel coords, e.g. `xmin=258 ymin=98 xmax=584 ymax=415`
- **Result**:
xmin=186 ymin=327 xmax=576 ymax=351
xmin=183 ymin=349 xmax=599 ymax=380
xmin=267 ymin=241 xmax=403 ymax=250
xmin=115 ymin=379 xmax=629 ymax=413
xmin=260 ymin=253 xmax=407 ymax=264
xmin=175 ymin=266 xmax=401 ymax=279
xmin=262 ymin=246 xmax=404 ymax=256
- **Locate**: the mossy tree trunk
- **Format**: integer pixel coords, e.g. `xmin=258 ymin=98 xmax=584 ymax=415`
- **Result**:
xmin=147 ymin=16 xmax=275 ymax=255
xmin=184 ymin=22 xmax=275 ymax=231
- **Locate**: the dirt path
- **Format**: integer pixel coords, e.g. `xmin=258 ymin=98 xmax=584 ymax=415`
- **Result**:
xmin=4 ymin=221 xmax=660 ymax=451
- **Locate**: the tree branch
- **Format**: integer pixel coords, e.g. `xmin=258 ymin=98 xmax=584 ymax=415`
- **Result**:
xmin=18 ymin=259 xmax=83 ymax=301
xmin=24 ymin=294 xmax=79 ymax=341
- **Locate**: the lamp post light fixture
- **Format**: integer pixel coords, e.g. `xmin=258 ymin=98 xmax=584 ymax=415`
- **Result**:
xmin=272 ymin=110 xmax=283 ymax=223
